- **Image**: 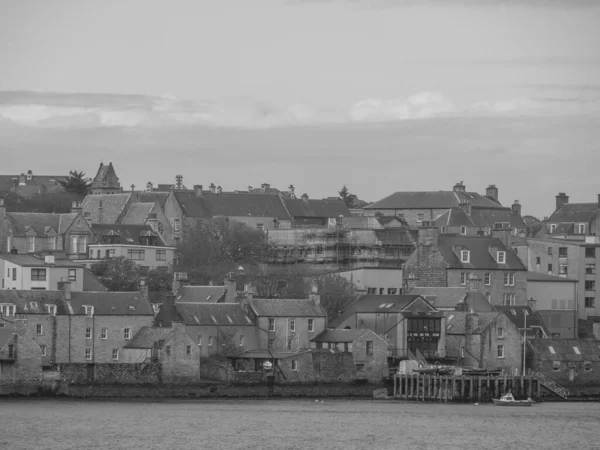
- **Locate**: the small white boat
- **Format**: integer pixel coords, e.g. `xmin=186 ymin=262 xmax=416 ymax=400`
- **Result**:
xmin=492 ymin=393 xmax=533 ymax=407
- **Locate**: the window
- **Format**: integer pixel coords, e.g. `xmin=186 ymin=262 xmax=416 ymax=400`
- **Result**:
xmin=417 ymin=213 xmax=425 ymax=223
xmin=8 ymin=344 xmax=15 ymax=358
xmin=27 ymin=236 xmax=36 ymax=252
xmin=308 ymin=319 xmax=314 ymax=332
xmin=497 ymin=327 xmax=504 ymax=339
xmin=84 ymin=306 xmax=94 ymax=317
xmin=585 ymin=297 xmax=595 ymax=308
xmin=101 ymin=328 xmax=107 ymax=339
xmin=497 ymin=345 xmax=505 ymax=358
xmin=548 ymin=247 xmax=553 ymax=256
xmin=0 ymin=304 xmax=15 ymax=317
xmin=355 ymin=363 xmax=365 ymax=371
xmin=552 ymin=361 xmax=560 ymax=371
xmin=367 ymin=288 xmax=377 ymax=294
xmin=31 ymin=269 xmax=47 ymax=281
xmin=578 ymin=223 xmax=586 ymax=234
xmin=186 ymin=345 xmax=192 ymax=355
xmin=460 ymin=272 xmax=469 ymax=285
xmin=366 ymin=341 xmax=374 ymax=356
xmin=166 ymin=345 xmax=171 ymax=355
xmin=460 ymin=250 xmax=470 ymax=263
xmin=112 ymin=348 xmax=119 ymax=360
xmin=46 ymin=305 xmax=57 ymax=316
xmin=127 ymin=249 xmax=145 ymax=260
xmin=586 ymin=264 xmax=596 ymax=274
xmin=558 ymin=247 xmax=567 ymax=258
xmin=496 ymin=251 xmax=506 ymax=264
xmin=559 ymin=264 xmax=568 ymax=276
xmin=291 ymin=360 xmax=298 ymax=371
xmin=239 ymin=335 xmax=244 ymax=347
xmin=124 ymin=328 xmax=131 ymax=340
xmin=504 ymin=272 xmax=515 ymax=286
xmin=208 ymin=336 xmax=213 ymax=347
xmin=484 ymin=272 xmax=491 ymax=286
xmin=85 ymin=348 xmax=92 ymax=360
xmin=256 ymin=223 xmax=264 ymax=231
xmin=584 ymin=361 xmax=592 ymax=372
xmin=440 ymin=226 xmax=447 ymax=234
xmin=548 ymin=346 xmax=556 ymax=354
xmin=585 ymin=247 xmax=596 ymax=258
xmin=379 ymin=288 xmax=384 ymax=295
xmin=71 ymin=235 xmax=87 ymax=254
xmin=156 ymin=249 xmax=166 ymax=261
xmin=268 ymin=318 xmax=275 ymax=332
xmin=68 ymin=269 xmax=77 ymax=281
xmin=536 ymin=257 xmax=541 ymax=265
xmin=315 ymin=245 xmax=324 ymax=256
xmin=85 ymin=327 xmax=92 ymax=339
xmin=174 ymin=218 xmax=181 ymax=232
xmin=47 ymin=237 xmax=56 ymax=250
xmin=585 ymin=280 xmax=595 ymax=291
xmin=41 ymin=345 xmax=47 ymax=357
xmin=460 ymin=226 xmax=467 ymax=235
xmin=548 ymin=263 xmax=553 ymax=273
xmin=197 ymin=335 xmax=202 ymax=346
xmin=503 ymin=293 xmax=515 ymax=306
xmin=550 ymin=224 xmax=556 ymax=233
xmin=290 ymin=319 xmax=296 ymax=332
xmin=36 ymin=324 xmax=43 ymax=335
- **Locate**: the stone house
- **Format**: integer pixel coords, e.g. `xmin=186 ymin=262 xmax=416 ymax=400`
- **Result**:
xmin=0 ymin=254 xmax=86 ymax=291
xmin=542 ymin=192 xmax=600 ymax=239
xmin=404 ymin=224 xmax=528 ymax=307
xmin=445 ymin=310 xmax=522 ymax=374
xmin=123 ymin=322 xmax=201 ymax=383
xmin=311 ymin=328 xmax=388 ymax=381
xmin=330 ymin=294 xmax=447 ymax=362
xmin=242 ymin=295 xmax=327 ymax=352
xmin=0 ymin=170 xmax=67 ymax=197
xmin=493 ymin=305 xmax=549 ymax=339
xmin=0 ymin=202 xmax=95 ymax=258
xmin=527 ymin=338 xmax=600 ymax=385
xmin=410 ymin=287 xmax=494 ymax=313
xmin=0 ymin=319 xmax=43 ymax=395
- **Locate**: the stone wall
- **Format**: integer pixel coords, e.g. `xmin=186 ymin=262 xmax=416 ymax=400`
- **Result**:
xmin=404 ymin=243 xmax=447 ymax=287
xmin=160 ymin=322 xmax=201 ymax=383
xmin=446 ymin=269 xmax=527 ymax=307
xmin=0 ymin=330 xmax=43 ymax=395
xmin=58 ymin=362 xmax=161 ymax=384
xmin=479 ymin=313 xmax=522 ymax=373
xmin=533 ymin=360 xmax=600 ymax=386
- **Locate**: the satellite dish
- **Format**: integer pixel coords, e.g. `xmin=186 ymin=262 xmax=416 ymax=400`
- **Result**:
xmin=263 ymin=361 xmax=273 ymax=370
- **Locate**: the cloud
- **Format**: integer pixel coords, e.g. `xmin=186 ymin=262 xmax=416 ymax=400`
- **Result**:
xmin=349 ymin=92 xmax=458 ymax=122
xmin=286 ymin=0 xmax=600 ymax=8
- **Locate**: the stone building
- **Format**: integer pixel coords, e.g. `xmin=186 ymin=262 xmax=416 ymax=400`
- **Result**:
xmin=88 ymin=162 xmax=122 ymax=195
xmin=0 ymin=319 xmax=43 ymax=395
xmin=0 ymin=254 xmax=86 ymax=291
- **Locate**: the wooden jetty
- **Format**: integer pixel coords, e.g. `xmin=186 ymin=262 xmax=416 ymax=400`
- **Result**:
xmin=392 ymin=373 xmax=542 ymax=403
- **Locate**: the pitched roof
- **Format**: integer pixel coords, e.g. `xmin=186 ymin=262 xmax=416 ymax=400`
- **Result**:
xmin=0 ymin=290 xmax=70 ymax=315
xmin=250 ymin=298 xmax=326 ymax=317
xmin=0 ymin=328 xmax=15 ymax=349
xmin=282 ymin=198 xmax=352 ymax=219
xmin=124 ymin=326 xmax=173 ymax=349
xmin=135 ymin=192 xmax=169 ymax=208
xmin=435 ymin=208 xmax=475 ymax=228
xmin=366 ymin=190 xmax=505 ymax=210
xmin=311 ymin=329 xmax=370 ymax=343
xmin=374 ymin=229 xmax=415 ymax=246
xmin=176 ymin=286 xmax=227 ymax=303
xmin=91 ymin=162 xmax=120 ymax=189
xmin=468 ymin=209 xmax=527 ymax=229
xmin=3 ymin=212 xmax=76 ymax=236
xmin=444 ymin=311 xmax=500 ymax=334
xmin=0 ymin=254 xmax=85 ymax=268
xmin=493 ymin=306 xmax=549 ymax=335
xmin=526 ymin=272 xmax=578 ymax=283
xmin=436 ymin=235 xmax=526 ymax=270
xmin=548 ymin=203 xmax=600 ymax=224
xmin=91 ymin=224 xmax=164 ymax=246
xmin=120 ymin=202 xmax=156 ymax=225
xmin=172 ymin=192 xmax=212 ymax=218
xmin=0 ymin=174 xmax=67 ymax=196
xmin=81 ymin=193 xmax=132 ymax=223
xmin=203 ymin=193 xmax=290 ymax=219
xmin=528 ymin=338 xmax=600 ymax=362
xmin=83 ymin=269 xmax=108 ymax=291
xmin=409 ymin=287 xmax=466 ymax=309
xmin=69 ymin=292 xmax=154 ymax=315
xmin=175 ymin=303 xmax=254 ymax=326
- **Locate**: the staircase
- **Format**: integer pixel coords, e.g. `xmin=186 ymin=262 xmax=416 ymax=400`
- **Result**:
xmin=414 ymin=349 xmax=429 ymax=367
xmin=534 ymin=372 xmax=570 ymax=399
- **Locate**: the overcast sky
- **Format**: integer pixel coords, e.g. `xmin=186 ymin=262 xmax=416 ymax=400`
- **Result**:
xmin=1 ymin=0 xmax=599 ymax=217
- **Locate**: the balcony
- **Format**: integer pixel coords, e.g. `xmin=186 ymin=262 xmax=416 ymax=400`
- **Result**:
xmin=387 ymin=348 xmax=462 ymax=360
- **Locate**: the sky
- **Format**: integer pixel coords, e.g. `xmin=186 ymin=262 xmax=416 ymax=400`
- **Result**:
xmin=1 ymin=0 xmax=599 ymax=217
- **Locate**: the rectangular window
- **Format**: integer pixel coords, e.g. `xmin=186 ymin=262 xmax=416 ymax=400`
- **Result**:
xmin=156 ymin=250 xmax=166 ymax=261
xmin=84 ymin=306 xmax=94 ymax=317
xmin=548 ymin=263 xmax=553 ymax=273
xmin=460 ymin=272 xmax=468 ymax=285
xmin=550 ymin=224 xmax=557 ymax=233
xmin=366 ymin=341 xmax=374 ymax=356
xmin=460 ymin=226 xmax=467 ymax=235
xmin=548 ymin=247 xmax=553 ymax=256
xmin=124 ymin=328 xmax=131 ymax=340
xmin=586 ymin=264 xmax=596 ymax=275
xmin=85 ymin=348 xmax=92 ymax=360
xmin=585 ymin=247 xmax=596 ymax=258
xmin=101 ymin=328 xmax=107 ymax=339
xmin=367 ymin=287 xmax=377 ymax=294
xmin=578 ymin=223 xmax=586 ymax=234
xmin=36 ymin=324 xmax=43 ymax=335
xmin=308 ymin=319 xmax=314 ymax=332
xmin=291 ymin=360 xmax=298 ymax=371
xmin=8 ymin=344 xmax=15 ymax=358
xmin=503 ymin=293 xmax=515 ymax=306
xmin=290 ymin=319 xmax=296 ymax=332
xmin=239 ymin=335 xmax=244 ymax=347
xmin=256 ymin=223 xmax=264 ymax=231
xmin=31 ymin=268 xmax=47 ymax=281
xmin=112 ymin=348 xmax=119 ymax=360
xmin=585 ymin=297 xmax=595 ymax=308
xmin=85 ymin=327 xmax=91 ymax=339
xmin=497 ymin=251 xmax=506 ymax=264
xmin=484 ymin=272 xmax=491 ymax=286
xmin=186 ymin=345 xmax=192 ymax=355
xmin=497 ymin=327 xmax=504 ymax=338
xmin=559 ymin=264 xmax=568 ymax=276
xmin=68 ymin=269 xmax=77 ymax=281
xmin=174 ymin=218 xmax=181 ymax=232
xmin=197 ymin=335 xmax=202 ymax=346
xmin=503 ymin=272 xmax=515 ymax=286
xmin=268 ymin=318 xmax=275 ymax=332
xmin=48 ymin=237 xmax=56 ymax=251
xmin=166 ymin=345 xmax=171 ymax=355
xmin=12 ymin=268 xmax=16 ymax=281
xmin=497 ymin=345 xmax=505 ymax=358
xmin=585 ymin=281 xmax=596 ymax=291
xmin=41 ymin=345 xmax=47 ymax=357
xmin=417 ymin=213 xmax=424 ymax=223
xmin=344 ymin=342 xmax=349 ymax=352
xmin=78 ymin=236 xmax=87 ymax=254
xmin=0 ymin=304 xmax=15 ymax=317
xmin=387 ymin=288 xmax=398 ymax=295
xmin=127 ymin=249 xmax=145 ymax=260
xmin=536 ymin=257 xmax=541 ymax=265
xmin=315 ymin=244 xmax=324 ymax=256
xmin=460 ymin=250 xmax=470 ymax=263
xmin=208 ymin=336 xmax=213 ymax=347
xmin=46 ymin=305 xmax=57 ymax=316
xmin=558 ymin=247 xmax=568 ymax=258
xmin=27 ymin=236 xmax=36 ymax=252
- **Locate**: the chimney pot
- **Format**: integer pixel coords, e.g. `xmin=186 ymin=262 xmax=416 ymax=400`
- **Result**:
xmin=555 ymin=192 xmax=569 ymax=211
xmin=58 ymin=280 xmax=72 ymax=300
xmin=209 ymin=183 xmax=216 ymax=194
xmin=301 ymin=193 xmax=309 ymax=203
xmin=194 ymin=185 xmax=203 ymax=197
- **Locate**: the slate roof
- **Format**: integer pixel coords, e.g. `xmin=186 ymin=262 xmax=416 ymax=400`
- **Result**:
xmin=528 ymin=338 xmax=600 ymax=362
xmin=374 ymin=229 xmax=415 ymax=246
xmin=0 ymin=254 xmax=85 ymax=268
xmin=435 ymin=208 xmax=474 ymax=228
xmin=0 ymin=328 xmax=15 ymax=349
xmin=69 ymin=292 xmax=154 ymax=315
xmin=172 ymin=192 xmax=212 ymax=218
xmin=377 ymin=216 xmax=405 ymax=226
xmin=436 ymin=236 xmax=526 ymax=270
xmin=366 ymin=190 xmax=505 ymax=210
xmin=444 ymin=311 xmax=500 ymax=334
xmin=203 ymin=194 xmax=290 ymax=220
xmin=91 ymin=162 xmax=120 ymax=189
xmin=0 ymin=174 xmax=67 ymax=196
xmin=176 ymin=303 xmax=255 ymax=326
xmin=548 ymin=203 xmax=600 ymax=224
xmin=0 ymin=290 xmax=70 ymax=315
xmin=235 ymin=349 xmax=310 ymax=359
xmin=282 ymin=198 xmax=352 ymax=219
xmin=3 ymin=212 xmax=78 ymax=236
xmin=120 ymin=203 xmax=156 ymax=225
xmin=469 ymin=209 xmax=527 ymax=229
xmin=81 ymin=193 xmax=132 ymax=223
xmin=91 ymin=224 xmax=165 ymax=246
xmin=135 ymin=192 xmax=169 ymax=208
xmin=311 ymin=329 xmax=370 ymax=343
xmin=550 ymin=223 xmax=574 ymax=235
xmin=409 ymin=287 xmax=466 ymax=309
xmin=124 ymin=327 xmax=173 ymax=349
xmin=249 ymin=298 xmax=326 ymax=317
xmin=176 ymin=286 xmax=227 ymax=303
xmin=493 ymin=306 xmax=549 ymax=335
xmin=526 ymin=272 xmax=578 ymax=283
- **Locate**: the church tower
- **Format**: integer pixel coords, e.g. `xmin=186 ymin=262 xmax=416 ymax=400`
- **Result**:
xmin=89 ymin=161 xmax=122 ymax=195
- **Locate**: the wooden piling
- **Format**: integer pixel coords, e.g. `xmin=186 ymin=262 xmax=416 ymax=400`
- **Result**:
xmin=469 ymin=376 xmax=474 ymax=401
xmin=477 ymin=376 xmax=482 ymax=402
xmin=486 ymin=375 xmax=491 ymax=402
xmin=494 ymin=376 xmax=499 ymax=399
xmin=451 ymin=377 xmax=456 ymax=403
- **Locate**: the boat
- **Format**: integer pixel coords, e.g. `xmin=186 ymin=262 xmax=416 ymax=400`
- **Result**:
xmin=413 ymin=365 xmax=454 ymax=375
xmin=492 ymin=393 xmax=533 ymax=407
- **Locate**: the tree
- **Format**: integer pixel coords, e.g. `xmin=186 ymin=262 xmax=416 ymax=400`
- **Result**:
xmin=339 ymin=185 xmax=358 ymax=208
xmin=89 ymin=257 xmax=173 ymax=291
xmin=311 ymin=273 xmax=357 ymax=320
xmin=58 ymin=170 xmax=92 ymax=195
xmin=523 ymin=215 xmax=543 ymax=238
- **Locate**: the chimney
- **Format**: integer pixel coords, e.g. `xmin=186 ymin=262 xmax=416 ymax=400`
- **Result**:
xmin=465 ymin=312 xmax=478 ymax=335
xmin=44 ymin=254 xmax=55 ymax=265
xmin=417 ymin=223 xmax=439 ymax=247
xmin=146 ymin=182 xmax=153 ymax=191
xmin=139 ymin=278 xmax=148 ymax=300
xmin=453 ymin=181 xmax=466 ymax=193
xmin=301 ymin=193 xmax=309 ymax=204
xmin=163 ymin=293 xmax=176 ymax=311
xmin=193 ymin=185 xmax=203 ymax=198
xmin=289 ymin=185 xmax=295 ymax=198
xmin=209 ymin=183 xmax=216 ymax=194
xmin=58 ymin=280 xmax=72 ymax=300
xmin=597 ymin=194 xmax=600 ymax=208
xmin=555 ymin=192 xmax=569 ymax=211
xmin=309 ymin=293 xmax=320 ymax=306
xmin=511 ymin=200 xmax=522 ymax=216
xmin=0 ymin=198 xmax=5 ymax=219
xmin=224 ymin=278 xmax=237 ymax=302
xmin=217 ymin=186 xmax=222 ymax=194
xmin=71 ymin=201 xmax=82 ymax=214
xmin=98 ymin=200 xmax=104 ymax=224
xmin=172 ymin=272 xmax=188 ymax=293
xmin=19 ymin=173 xmax=26 ymax=186
xmin=11 ymin=178 xmax=18 ymax=190
xmin=486 ymin=185 xmax=499 ymax=203
xmin=491 ymin=226 xmax=511 ymax=248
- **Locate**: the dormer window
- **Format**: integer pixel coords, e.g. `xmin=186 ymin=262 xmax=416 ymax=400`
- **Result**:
xmin=83 ymin=305 xmax=94 ymax=317
xmin=497 ymin=251 xmax=506 ymax=264
xmin=460 ymin=250 xmax=470 ymax=263
xmin=578 ymin=223 xmax=586 ymax=234
xmin=460 ymin=226 xmax=467 ymax=235
xmin=550 ymin=224 xmax=556 ymax=233
xmin=46 ymin=305 xmax=57 ymax=316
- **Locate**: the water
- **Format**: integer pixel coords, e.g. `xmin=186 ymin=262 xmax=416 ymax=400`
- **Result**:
xmin=1 ymin=398 xmax=598 ymax=450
